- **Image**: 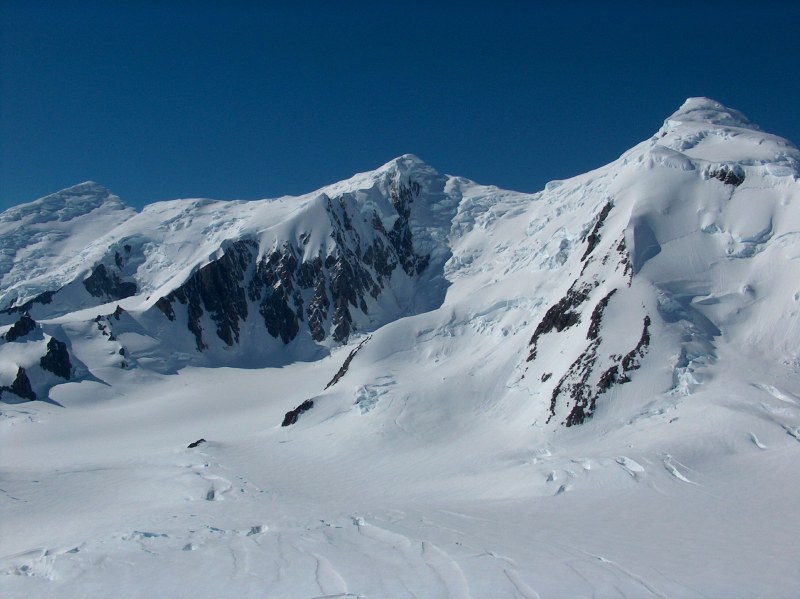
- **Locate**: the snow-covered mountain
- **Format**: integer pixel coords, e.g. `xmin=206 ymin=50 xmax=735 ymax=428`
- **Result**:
xmin=2 ymin=98 xmax=800 ymax=598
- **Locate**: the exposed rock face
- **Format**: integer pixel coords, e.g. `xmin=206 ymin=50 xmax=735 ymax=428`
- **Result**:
xmin=0 ymin=317 xmax=79 ymax=401
xmin=302 ymin=258 xmax=330 ymax=342
xmin=281 ymin=399 xmax=314 ymax=427
xmin=83 ymin=263 xmax=137 ymax=300
xmin=525 ymin=197 xmax=653 ymax=427
xmin=250 ymin=243 xmax=301 ymax=344
xmin=549 ymin=338 xmax=601 ymax=426
xmin=616 ymin=237 xmax=633 ymax=282
xmin=387 ymin=180 xmax=428 ymax=275
xmin=5 ymin=367 xmax=36 ymax=401
xmin=708 ymin=165 xmax=745 ymax=186
xmin=40 ymin=337 xmax=72 ymax=380
xmin=4 ymin=314 xmax=36 ymax=341
xmin=527 ymin=281 xmax=592 ymax=361
xmin=166 ymin=240 xmax=254 ymax=351
xmin=587 ymin=289 xmax=617 ymax=340
xmin=154 ymin=180 xmax=433 ymax=353
xmin=581 ymin=201 xmax=614 ymax=262
xmin=155 ymin=297 xmax=175 ymax=321
xmin=619 ymin=316 xmax=652 ymax=379
xmin=325 ymin=336 xmax=371 ymax=389
xmin=560 ymin=315 xmax=652 ymax=426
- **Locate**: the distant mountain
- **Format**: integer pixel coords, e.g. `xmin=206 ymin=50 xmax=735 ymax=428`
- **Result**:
xmin=1 ymin=97 xmax=799 ymax=424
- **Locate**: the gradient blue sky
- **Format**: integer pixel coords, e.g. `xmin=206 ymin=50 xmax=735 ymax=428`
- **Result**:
xmin=2 ymin=1 xmax=799 ymax=211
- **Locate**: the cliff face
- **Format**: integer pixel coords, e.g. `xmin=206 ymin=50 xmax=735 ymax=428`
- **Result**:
xmin=155 ymin=179 xmax=432 ymax=352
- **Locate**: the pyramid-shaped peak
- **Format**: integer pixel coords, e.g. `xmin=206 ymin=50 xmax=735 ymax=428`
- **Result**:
xmin=389 ymin=153 xmax=429 ymax=167
xmin=318 ymin=154 xmax=443 ymax=199
xmin=665 ymin=97 xmax=759 ymax=130
xmin=375 ymin=154 xmax=438 ymax=177
xmin=372 ymin=154 xmax=444 ymax=188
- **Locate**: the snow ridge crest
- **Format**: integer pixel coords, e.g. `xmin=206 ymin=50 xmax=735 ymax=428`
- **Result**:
xmin=664 ymin=97 xmax=759 ymax=131
xmin=0 ymin=181 xmax=131 ymax=225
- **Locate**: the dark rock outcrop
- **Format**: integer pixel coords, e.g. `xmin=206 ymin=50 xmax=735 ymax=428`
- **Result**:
xmin=387 ymin=181 xmax=428 ymax=276
xmin=528 ymin=282 xmax=592 ymax=361
xmin=581 ymin=201 xmax=614 ymax=261
xmin=620 ymin=315 xmax=652 ymax=374
xmin=40 ymin=337 xmax=72 ymax=380
xmin=165 ymin=240 xmax=254 ymax=351
xmin=325 ymin=336 xmax=371 ymax=389
xmin=304 ymin=258 xmax=330 ymax=342
xmin=526 ymin=203 xmax=651 ymax=428
xmin=709 ymin=165 xmax=745 ymax=186
xmin=548 ymin=339 xmax=600 ymax=426
xmin=83 ymin=264 xmax=137 ymax=300
xmin=4 ymin=314 xmax=36 ymax=341
xmin=558 ymin=315 xmax=652 ymax=427
xmin=5 ymin=367 xmax=36 ymax=401
xmin=587 ymin=289 xmax=617 ymax=340
xmin=155 ymin=297 xmax=175 ymax=321
xmin=249 ymin=243 xmax=302 ymax=344
xmin=187 ymin=438 xmax=206 ymax=448
xmin=616 ymin=237 xmax=633 ymax=282
xmin=281 ymin=399 xmax=314 ymax=427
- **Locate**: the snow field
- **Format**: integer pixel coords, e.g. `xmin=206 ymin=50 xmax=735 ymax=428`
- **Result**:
xmin=2 ymin=98 xmax=800 ymax=596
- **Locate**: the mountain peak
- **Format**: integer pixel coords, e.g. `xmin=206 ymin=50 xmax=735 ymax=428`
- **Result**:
xmin=45 ymin=181 xmax=131 ymax=211
xmin=64 ymin=180 xmax=113 ymax=195
xmin=372 ymin=153 xmax=438 ymax=179
xmin=318 ymin=154 xmax=442 ymax=200
xmin=0 ymin=182 xmax=132 ymax=226
xmin=649 ymin=98 xmax=799 ymax=169
xmin=664 ymin=97 xmax=759 ymax=131
xmin=384 ymin=153 xmax=429 ymax=169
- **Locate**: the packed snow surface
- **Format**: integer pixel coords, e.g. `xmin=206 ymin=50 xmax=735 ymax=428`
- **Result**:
xmin=2 ymin=98 xmax=800 ymax=597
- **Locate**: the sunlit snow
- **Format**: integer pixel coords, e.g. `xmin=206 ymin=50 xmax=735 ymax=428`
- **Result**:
xmin=2 ymin=98 xmax=799 ymax=598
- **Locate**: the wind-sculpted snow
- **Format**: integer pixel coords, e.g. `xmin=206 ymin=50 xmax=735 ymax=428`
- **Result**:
xmin=2 ymin=99 xmax=800 ymax=597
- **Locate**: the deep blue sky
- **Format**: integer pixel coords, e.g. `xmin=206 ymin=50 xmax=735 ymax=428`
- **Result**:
xmin=2 ymin=1 xmax=799 ymax=211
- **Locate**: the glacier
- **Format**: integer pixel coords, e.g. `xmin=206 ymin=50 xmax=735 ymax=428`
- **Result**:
xmin=1 ymin=97 xmax=800 ymax=598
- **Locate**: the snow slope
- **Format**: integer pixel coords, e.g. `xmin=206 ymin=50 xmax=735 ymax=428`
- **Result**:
xmin=2 ymin=98 xmax=800 ymax=598
xmin=0 ymin=182 xmax=136 ymax=311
